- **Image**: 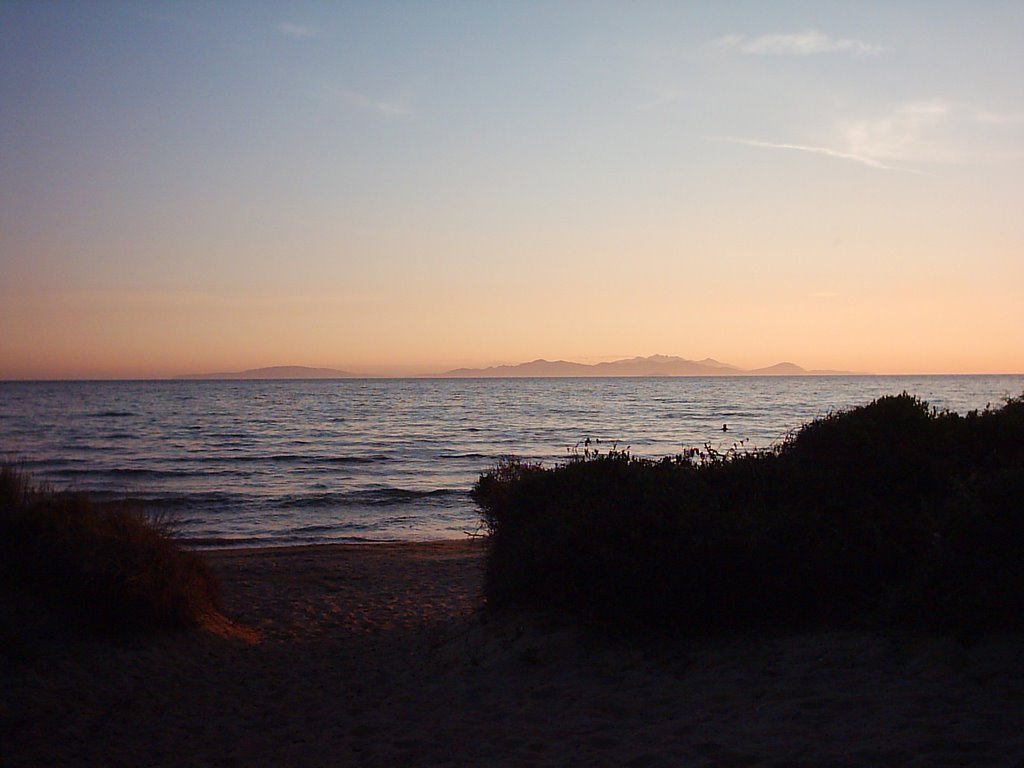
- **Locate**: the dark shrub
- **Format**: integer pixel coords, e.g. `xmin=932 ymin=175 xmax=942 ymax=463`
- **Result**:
xmin=0 ymin=465 xmax=219 ymax=634
xmin=474 ymin=393 xmax=1024 ymax=634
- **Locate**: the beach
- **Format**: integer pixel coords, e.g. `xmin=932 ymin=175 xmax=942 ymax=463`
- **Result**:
xmin=5 ymin=539 xmax=1024 ymax=766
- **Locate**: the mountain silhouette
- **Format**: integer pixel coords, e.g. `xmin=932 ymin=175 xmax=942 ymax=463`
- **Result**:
xmin=442 ymin=355 xmax=826 ymax=377
xmin=179 ymin=365 xmax=357 ymax=380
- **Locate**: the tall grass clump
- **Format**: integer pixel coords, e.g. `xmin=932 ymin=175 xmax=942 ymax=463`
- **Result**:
xmin=0 ymin=465 xmax=219 ymax=634
xmin=473 ymin=393 xmax=1024 ymax=635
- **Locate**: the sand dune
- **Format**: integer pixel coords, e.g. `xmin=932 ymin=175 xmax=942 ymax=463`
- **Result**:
xmin=6 ymin=540 xmax=1024 ymax=766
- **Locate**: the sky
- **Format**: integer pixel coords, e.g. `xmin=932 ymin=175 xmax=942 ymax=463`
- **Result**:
xmin=1 ymin=1 xmax=1022 ymax=378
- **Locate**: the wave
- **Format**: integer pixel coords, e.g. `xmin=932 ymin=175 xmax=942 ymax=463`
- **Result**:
xmin=323 ymin=455 xmax=390 ymax=464
xmin=363 ymin=488 xmax=465 ymax=504
xmin=33 ymin=485 xmax=469 ymax=515
xmin=278 ymin=488 xmax=467 ymax=509
xmin=108 ymin=467 xmax=199 ymax=478
xmin=46 ymin=467 xmax=206 ymax=480
xmin=210 ymin=453 xmax=391 ymax=465
xmin=99 ymin=490 xmax=251 ymax=509
xmin=13 ymin=457 xmax=91 ymax=467
xmin=177 ymin=535 xmax=278 ymax=549
xmin=290 ymin=523 xmax=342 ymax=534
xmin=176 ymin=536 xmax=294 ymax=548
xmin=181 ymin=533 xmax=397 ymax=549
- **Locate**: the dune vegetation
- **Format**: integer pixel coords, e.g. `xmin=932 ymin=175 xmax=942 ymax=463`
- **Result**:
xmin=474 ymin=393 xmax=1024 ymax=635
xmin=0 ymin=465 xmax=219 ymax=637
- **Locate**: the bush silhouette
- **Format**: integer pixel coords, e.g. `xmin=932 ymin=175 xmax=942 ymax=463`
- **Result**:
xmin=1 ymin=466 xmax=220 ymax=635
xmin=473 ymin=393 xmax=1024 ymax=634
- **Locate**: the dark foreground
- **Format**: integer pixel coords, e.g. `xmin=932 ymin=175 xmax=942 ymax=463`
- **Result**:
xmin=5 ymin=540 xmax=1024 ymax=767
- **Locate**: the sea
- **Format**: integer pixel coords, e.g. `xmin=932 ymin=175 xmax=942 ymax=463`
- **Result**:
xmin=1 ymin=376 xmax=1021 ymax=547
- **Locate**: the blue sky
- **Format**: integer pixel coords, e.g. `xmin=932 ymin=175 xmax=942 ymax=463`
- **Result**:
xmin=2 ymin=1 xmax=1022 ymax=376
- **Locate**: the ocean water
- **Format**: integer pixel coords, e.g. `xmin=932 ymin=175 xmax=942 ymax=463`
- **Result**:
xmin=1 ymin=376 xmax=1021 ymax=547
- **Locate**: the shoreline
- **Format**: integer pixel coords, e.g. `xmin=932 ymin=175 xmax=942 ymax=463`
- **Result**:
xmin=182 ymin=535 xmax=483 ymax=553
xmin=7 ymin=539 xmax=1024 ymax=765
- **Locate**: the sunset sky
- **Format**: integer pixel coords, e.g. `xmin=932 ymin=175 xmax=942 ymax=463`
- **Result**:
xmin=2 ymin=2 xmax=1022 ymax=378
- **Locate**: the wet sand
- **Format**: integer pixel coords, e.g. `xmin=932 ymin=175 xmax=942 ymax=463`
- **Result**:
xmin=5 ymin=539 xmax=1024 ymax=766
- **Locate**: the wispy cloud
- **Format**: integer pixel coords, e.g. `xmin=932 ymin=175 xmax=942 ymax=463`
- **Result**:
xmin=708 ymin=30 xmax=881 ymax=56
xmin=709 ymin=136 xmax=920 ymax=173
xmin=841 ymin=99 xmax=951 ymax=164
xmin=343 ymin=90 xmax=410 ymax=117
xmin=278 ymin=22 xmax=318 ymax=40
xmin=711 ymin=98 xmax=1024 ymax=172
xmin=840 ymin=99 xmax=1024 ymax=165
xmin=318 ymin=85 xmax=412 ymax=118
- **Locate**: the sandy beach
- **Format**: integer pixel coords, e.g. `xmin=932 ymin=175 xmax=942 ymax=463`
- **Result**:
xmin=5 ymin=538 xmax=1024 ymax=766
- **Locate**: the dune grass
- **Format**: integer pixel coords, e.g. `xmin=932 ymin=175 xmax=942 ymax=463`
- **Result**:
xmin=473 ymin=393 xmax=1024 ymax=635
xmin=0 ymin=465 xmax=219 ymax=636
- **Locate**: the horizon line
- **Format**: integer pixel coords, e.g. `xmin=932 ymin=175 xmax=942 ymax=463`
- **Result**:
xmin=6 ymin=371 xmax=1024 ymax=383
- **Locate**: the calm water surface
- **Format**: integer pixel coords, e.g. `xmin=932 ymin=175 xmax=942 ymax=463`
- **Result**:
xmin=1 ymin=376 xmax=1020 ymax=546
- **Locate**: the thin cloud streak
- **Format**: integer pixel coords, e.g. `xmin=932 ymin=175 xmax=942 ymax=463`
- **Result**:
xmin=278 ymin=22 xmax=318 ymax=40
xmin=708 ymin=30 xmax=881 ymax=56
xmin=709 ymin=136 xmax=923 ymax=173
xmin=346 ymin=90 xmax=410 ymax=117
xmin=319 ymin=85 xmax=412 ymax=117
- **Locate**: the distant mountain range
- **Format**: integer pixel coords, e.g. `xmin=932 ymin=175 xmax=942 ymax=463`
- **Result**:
xmin=179 ymin=357 xmax=852 ymax=379
xmin=441 ymin=355 xmax=851 ymax=378
xmin=179 ymin=365 xmax=356 ymax=380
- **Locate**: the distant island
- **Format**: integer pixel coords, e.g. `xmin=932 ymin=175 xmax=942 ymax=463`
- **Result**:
xmin=179 ymin=365 xmax=357 ymax=380
xmin=441 ymin=355 xmax=852 ymax=378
